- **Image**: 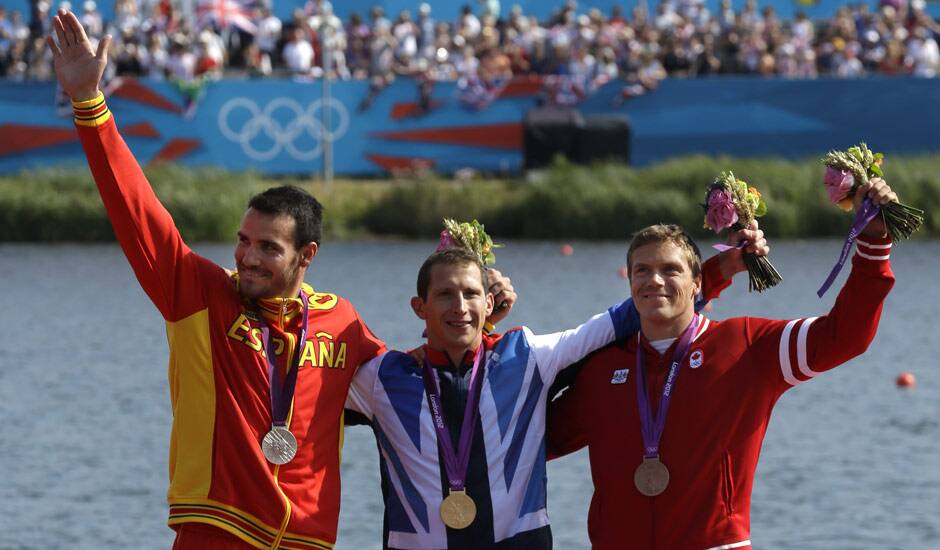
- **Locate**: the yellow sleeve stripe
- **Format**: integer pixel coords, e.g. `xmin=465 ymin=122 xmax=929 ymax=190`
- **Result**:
xmin=72 ymin=92 xmax=111 ymax=127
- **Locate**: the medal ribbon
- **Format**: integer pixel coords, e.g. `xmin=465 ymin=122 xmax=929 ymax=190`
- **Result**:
xmin=421 ymin=346 xmax=485 ymax=491
xmin=259 ymin=291 xmax=310 ymax=427
xmin=635 ymin=316 xmax=700 ymax=458
xmin=817 ymin=197 xmax=881 ymax=298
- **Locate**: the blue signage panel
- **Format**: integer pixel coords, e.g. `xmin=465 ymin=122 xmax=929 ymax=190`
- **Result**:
xmin=1 ymin=76 xmax=939 ymax=175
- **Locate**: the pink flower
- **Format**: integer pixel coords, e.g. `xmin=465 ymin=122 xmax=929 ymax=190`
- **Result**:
xmin=436 ymin=230 xmax=457 ymax=251
xmin=706 ymin=189 xmax=739 ymax=233
xmin=823 ymin=167 xmax=855 ymax=204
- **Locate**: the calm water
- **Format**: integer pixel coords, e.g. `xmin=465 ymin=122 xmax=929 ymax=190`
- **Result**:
xmin=1 ymin=240 xmax=938 ymax=549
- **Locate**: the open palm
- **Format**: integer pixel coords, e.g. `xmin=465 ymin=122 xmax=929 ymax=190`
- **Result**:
xmin=46 ymin=9 xmax=110 ymax=101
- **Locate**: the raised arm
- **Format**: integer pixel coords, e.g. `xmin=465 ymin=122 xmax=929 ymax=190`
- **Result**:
xmin=750 ymin=178 xmax=896 ymax=393
xmin=48 ymin=9 xmax=210 ymax=321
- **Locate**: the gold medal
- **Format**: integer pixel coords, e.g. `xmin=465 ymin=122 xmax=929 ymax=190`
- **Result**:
xmin=440 ymin=489 xmax=476 ymax=529
xmin=634 ymin=456 xmax=670 ymax=496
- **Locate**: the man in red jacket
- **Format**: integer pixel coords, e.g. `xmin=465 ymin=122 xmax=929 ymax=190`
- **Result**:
xmin=547 ymin=181 xmax=897 ymax=549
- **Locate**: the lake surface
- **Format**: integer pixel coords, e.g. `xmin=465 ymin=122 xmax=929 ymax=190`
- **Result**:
xmin=1 ymin=240 xmax=938 ymax=549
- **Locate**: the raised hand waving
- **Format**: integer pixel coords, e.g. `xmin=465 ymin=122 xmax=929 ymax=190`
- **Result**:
xmin=45 ymin=9 xmax=111 ymax=101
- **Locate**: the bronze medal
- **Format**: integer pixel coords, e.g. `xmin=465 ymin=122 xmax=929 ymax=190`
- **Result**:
xmin=440 ymin=490 xmax=476 ymax=529
xmin=634 ymin=456 xmax=670 ymax=496
xmin=262 ymin=425 xmax=298 ymax=465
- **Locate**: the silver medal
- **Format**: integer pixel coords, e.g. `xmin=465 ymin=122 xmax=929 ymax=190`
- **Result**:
xmin=261 ymin=426 xmax=297 ymax=465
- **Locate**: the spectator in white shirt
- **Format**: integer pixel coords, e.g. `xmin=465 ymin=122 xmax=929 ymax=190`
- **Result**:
xmin=283 ymin=26 xmax=314 ymax=75
xmin=907 ymin=27 xmax=940 ymax=77
xmin=255 ymin=6 xmax=282 ymax=58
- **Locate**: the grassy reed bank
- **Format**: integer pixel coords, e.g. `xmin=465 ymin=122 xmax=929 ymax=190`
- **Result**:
xmin=2 ymin=155 xmax=938 ymax=242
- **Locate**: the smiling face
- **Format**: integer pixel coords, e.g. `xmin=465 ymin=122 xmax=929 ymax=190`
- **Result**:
xmin=234 ymin=208 xmax=317 ymax=300
xmin=629 ymin=241 xmax=702 ymax=340
xmin=412 ymin=260 xmax=494 ymax=365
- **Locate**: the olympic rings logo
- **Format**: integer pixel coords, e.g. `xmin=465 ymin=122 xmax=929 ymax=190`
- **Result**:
xmin=218 ymin=97 xmax=350 ymax=162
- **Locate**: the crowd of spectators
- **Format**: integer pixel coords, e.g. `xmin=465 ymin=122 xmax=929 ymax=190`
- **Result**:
xmin=2 ymin=0 xmax=939 ymax=90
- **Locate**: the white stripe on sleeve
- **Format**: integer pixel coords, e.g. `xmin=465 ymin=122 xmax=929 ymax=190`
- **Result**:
xmin=796 ymin=317 xmax=821 ymax=379
xmin=779 ymin=319 xmax=802 ymax=386
xmin=856 ymin=239 xmax=892 ymax=249
xmin=856 ymin=249 xmax=890 ymax=261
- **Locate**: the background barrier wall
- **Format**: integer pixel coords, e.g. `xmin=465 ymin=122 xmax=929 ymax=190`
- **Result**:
xmin=3 ymin=1 xmax=939 ymax=25
xmin=1 ymin=76 xmax=939 ymax=175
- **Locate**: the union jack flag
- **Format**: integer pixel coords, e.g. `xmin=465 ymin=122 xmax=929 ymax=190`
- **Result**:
xmin=196 ymin=0 xmax=258 ymax=34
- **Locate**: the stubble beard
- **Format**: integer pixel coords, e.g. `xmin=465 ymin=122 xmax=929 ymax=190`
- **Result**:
xmin=236 ymin=255 xmax=303 ymax=301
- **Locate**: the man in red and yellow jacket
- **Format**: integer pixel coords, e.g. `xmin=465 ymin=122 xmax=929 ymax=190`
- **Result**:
xmin=48 ymin=11 xmax=387 ymax=549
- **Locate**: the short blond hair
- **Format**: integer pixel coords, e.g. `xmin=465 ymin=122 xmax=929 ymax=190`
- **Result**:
xmin=626 ymin=224 xmax=702 ymax=278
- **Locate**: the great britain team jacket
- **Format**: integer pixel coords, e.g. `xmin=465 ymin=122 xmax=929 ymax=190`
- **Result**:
xmin=547 ymin=237 xmax=895 ymax=550
xmin=74 ymin=97 xmax=385 ymax=549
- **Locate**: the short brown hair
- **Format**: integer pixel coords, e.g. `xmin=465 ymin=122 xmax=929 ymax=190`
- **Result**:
xmin=626 ymin=224 xmax=702 ymax=278
xmin=416 ymin=248 xmax=488 ymax=300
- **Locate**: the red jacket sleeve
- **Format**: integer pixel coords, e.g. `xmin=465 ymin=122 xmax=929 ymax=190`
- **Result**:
xmin=76 ymin=110 xmax=214 ymax=321
xmin=351 ymin=304 xmax=387 ymax=368
xmin=700 ymin=253 xmax=732 ymax=303
xmin=746 ymin=236 xmax=895 ymax=393
xmin=546 ymin=375 xmax=590 ymax=460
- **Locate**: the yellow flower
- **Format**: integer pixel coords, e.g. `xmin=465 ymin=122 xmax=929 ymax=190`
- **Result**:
xmin=837 ymin=197 xmax=854 ymax=212
xmin=748 ymin=186 xmax=762 ymax=198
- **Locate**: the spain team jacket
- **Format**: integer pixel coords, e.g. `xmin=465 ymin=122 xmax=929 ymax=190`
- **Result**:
xmin=547 ymin=237 xmax=895 ymax=550
xmin=73 ymin=97 xmax=385 ymax=549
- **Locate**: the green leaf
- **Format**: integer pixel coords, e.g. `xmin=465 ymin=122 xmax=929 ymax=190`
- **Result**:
xmin=755 ymin=199 xmax=768 ymax=217
xmin=869 ymin=164 xmax=883 ymax=177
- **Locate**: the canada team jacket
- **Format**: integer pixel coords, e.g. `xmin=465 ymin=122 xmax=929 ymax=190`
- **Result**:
xmin=344 ymin=258 xmax=731 ymax=549
xmin=74 ymin=99 xmax=385 ymax=549
xmin=547 ymin=238 xmax=895 ymax=550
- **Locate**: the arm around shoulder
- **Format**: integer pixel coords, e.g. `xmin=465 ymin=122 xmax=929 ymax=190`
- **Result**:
xmin=346 ymin=352 xmax=386 ymax=418
xmin=546 ymin=371 xmax=589 ymax=460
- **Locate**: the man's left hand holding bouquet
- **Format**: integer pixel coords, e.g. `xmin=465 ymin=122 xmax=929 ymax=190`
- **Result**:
xmin=718 ymin=220 xmax=771 ymax=280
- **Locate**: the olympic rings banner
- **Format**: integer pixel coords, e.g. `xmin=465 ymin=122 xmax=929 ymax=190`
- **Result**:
xmin=1 ymin=76 xmax=939 ymax=176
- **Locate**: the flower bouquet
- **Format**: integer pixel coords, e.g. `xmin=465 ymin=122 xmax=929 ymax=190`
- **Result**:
xmin=437 ymin=218 xmax=501 ymax=266
xmin=703 ymin=171 xmax=782 ymax=292
xmin=823 ymin=143 xmax=924 ymax=241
